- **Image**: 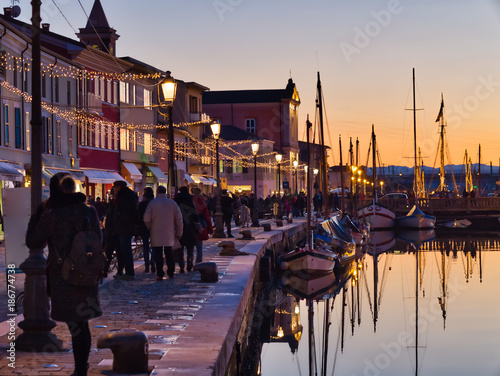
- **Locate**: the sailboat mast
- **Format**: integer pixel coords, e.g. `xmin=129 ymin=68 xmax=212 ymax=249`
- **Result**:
xmin=372 ymin=125 xmax=377 ymax=200
xmin=339 ymin=136 xmax=346 ymax=212
xmin=412 ymin=68 xmax=418 ymax=201
xmin=317 ymin=72 xmax=329 ymax=217
xmin=438 ymin=93 xmax=446 ymax=192
xmin=307 ymin=116 xmax=312 ymax=249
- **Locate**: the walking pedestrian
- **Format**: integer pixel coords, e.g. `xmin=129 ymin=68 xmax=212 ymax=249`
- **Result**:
xmin=192 ymin=187 xmax=213 ymax=264
xmin=26 ymin=173 xmax=102 ymax=376
xmin=221 ymin=189 xmax=234 ymax=237
xmin=112 ymin=180 xmax=139 ymax=281
xmin=144 ymin=185 xmax=183 ymax=280
xmin=175 ymin=186 xmax=200 ymax=271
xmin=137 ymin=187 xmax=155 ymax=273
xmin=103 ymin=188 xmax=120 ymax=276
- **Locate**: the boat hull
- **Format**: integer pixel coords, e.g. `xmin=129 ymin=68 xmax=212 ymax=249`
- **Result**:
xmin=281 ymin=248 xmax=336 ymax=274
xmin=397 ymin=205 xmax=436 ymax=229
xmin=358 ymin=204 xmax=396 ymax=230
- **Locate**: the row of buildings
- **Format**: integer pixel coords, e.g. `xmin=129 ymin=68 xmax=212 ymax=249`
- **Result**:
xmin=0 ymin=0 xmax=316 ymax=203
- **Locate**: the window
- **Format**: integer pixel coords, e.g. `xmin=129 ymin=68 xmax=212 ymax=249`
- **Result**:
xmin=15 ymin=108 xmax=21 ymax=148
xmin=113 ymin=81 xmax=118 ymax=104
xmin=68 ymin=123 xmax=73 ymax=157
xmin=0 ymin=50 xmax=6 ymax=77
xmin=144 ymin=89 xmax=152 ymax=110
xmin=4 ymin=104 xmax=9 ymax=146
xmin=226 ymin=159 xmax=233 ymax=174
xmin=23 ymin=63 xmax=29 ymax=90
xmin=25 ymin=111 xmax=30 ymax=151
xmin=130 ymin=84 xmax=136 ymax=106
xmin=144 ymin=133 xmax=152 ymax=155
xmin=107 ymin=80 xmax=111 ymax=103
xmin=100 ymin=122 xmax=105 ymax=148
xmin=95 ymin=122 xmax=100 ymax=148
xmin=120 ymin=128 xmax=129 ymax=150
xmin=242 ymin=158 xmax=249 ymax=174
xmin=189 ymin=96 xmax=198 ymax=114
xmin=54 ymin=76 xmax=59 ymax=102
xmin=13 ymin=58 xmax=17 ymax=88
xmin=120 ymin=81 xmax=129 ymax=103
xmin=234 ymin=160 xmax=242 ymax=173
xmin=56 ymin=120 xmax=61 ymax=155
xmin=67 ymin=81 xmax=71 ymax=106
xmin=245 ymin=119 xmax=256 ymax=134
xmin=131 ymin=130 xmax=137 ymax=152
xmin=100 ymin=78 xmax=105 ymax=100
xmin=46 ymin=117 xmax=52 ymax=154
xmin=175 ymin=141 xmax=185 ymax=161
xmin=42 ymin=72 xmax=46 ymax=98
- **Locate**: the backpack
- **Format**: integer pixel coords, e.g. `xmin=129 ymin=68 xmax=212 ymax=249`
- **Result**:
xmin=59 ymin=216 xmax=106 ymax=287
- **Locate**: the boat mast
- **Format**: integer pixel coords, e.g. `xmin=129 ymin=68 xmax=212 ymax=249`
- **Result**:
xmin=306 ymin=116 xmax=312 ymax=249
xmin=437 ymin=93 xmax=446 ymax=192
xmin=412 ymin=68 xmax=418 ymax=203
xmin=317 ymin=72 xmax=329 ymax=218
xmin=372 ymin=125 xmax=377 ymax=201
xmin=339 ymin=135 xmax=346 ymax=212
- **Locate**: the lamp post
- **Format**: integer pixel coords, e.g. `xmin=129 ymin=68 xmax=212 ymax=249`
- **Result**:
xmin=251 ymin=141 xmax=260 ymax=227
xmin=293 ymin=159 xmax=298 ymax=194
xmin=16 ymin=0 xmax=63 ymax=352
xmin=159 ymin=71 xmax=177 ymax=198
xmin=211 ymin=121 xmax=225 ymax=238
xmin=275 ymin=153 xmax=282 ymax=219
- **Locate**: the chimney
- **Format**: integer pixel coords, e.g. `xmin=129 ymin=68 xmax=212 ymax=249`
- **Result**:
xmin=42 ymin=23 xmax=50 ymax=31
xmin=4 ymin=7 xmax=12 ymax=18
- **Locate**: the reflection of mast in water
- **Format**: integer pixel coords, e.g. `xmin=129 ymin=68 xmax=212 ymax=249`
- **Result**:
xmin=437 ymin=250 xmax=448 ymax=329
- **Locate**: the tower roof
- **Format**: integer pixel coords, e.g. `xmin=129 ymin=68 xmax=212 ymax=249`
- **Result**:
xmin=85 ymin=0 xmax=110 ymax=29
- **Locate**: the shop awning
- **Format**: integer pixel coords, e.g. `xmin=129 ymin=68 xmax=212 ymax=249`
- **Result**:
xmin=190 ymin=174 xmax=212 ymax=186
xmin=0 ymin=162 xmax=24 ymax=182
xmin=82 ymin=169 xmax=127 ymax=184
xmin=147 ymin=166 xmax=168 ymax=183
xmin=184 ymin=174 xmax=195 ymax=184
xmin=42 ymin=169 xmax=52 ymax=182
xmin=205 ymin=177 xmax=217 ymax=186
xmin=45 ymin=168 xmax=85 ymax=182
xmin=122 ymin=162 xmax=142 ymax=182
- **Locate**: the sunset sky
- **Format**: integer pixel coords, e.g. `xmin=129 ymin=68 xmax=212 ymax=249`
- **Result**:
xmin=15 ymin=0 xmax=500 ymax=167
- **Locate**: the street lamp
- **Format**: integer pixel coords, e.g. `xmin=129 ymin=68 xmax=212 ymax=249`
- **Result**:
xmin=159 ymin=71 xmax=177 ymax=198
xmin=251 ymin=140 xmax=260 ymax=227
xmin=210 ymin=121 xmax=226 ymax=238
xmin=16 ymin=0 xmax=63 ymax=352
xmin=275 ymin=153 xmax=282 ymax=195
xmin=293 ymin=159 xmax=298 ymax=194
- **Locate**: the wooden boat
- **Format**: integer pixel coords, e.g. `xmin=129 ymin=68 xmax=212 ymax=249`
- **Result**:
xmin=280 ymin=245 xmax=338 ymax=274
xmin=357 ymin=125 xmax=396 ymax=230
xmin=397 ymin=69 xmax=436 ymax=229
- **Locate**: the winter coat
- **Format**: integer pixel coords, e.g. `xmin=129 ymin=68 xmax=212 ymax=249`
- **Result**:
xmin=220 ymin=194 xmax=234 ymax=219
xmin=114 ymin=187 xmax=139 ymax=235
xmin=175 ymin=191 xmax=199 ymax=247
xmin=137 ymin=197 xmax=153 ymax=236
xmin=143 ymin=193 xmax=183 ymax=247
xmin=25 ymin=192 xmax=102 ymax=323
xmin=193 ymin=194 xmax=213 ymax=241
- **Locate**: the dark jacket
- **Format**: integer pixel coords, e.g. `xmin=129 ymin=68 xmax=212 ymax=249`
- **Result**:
xmin=137 ymin=197 xmax=153 ymax=236
xmin=25 ymin=192 xmax=102 ymax=323
xmin=175 ymin=190 xmax=199 ymax=247
xmin=220 ymin=194 xmax=234 ymax=219
xmin=114 ymin=187 xmax=139 ymax=236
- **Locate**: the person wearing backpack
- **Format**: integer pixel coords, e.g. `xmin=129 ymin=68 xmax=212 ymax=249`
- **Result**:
xmin=26 ymin=173 xmax=102 ymax=376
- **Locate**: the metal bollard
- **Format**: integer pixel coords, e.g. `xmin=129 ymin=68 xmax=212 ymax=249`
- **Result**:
xmin=97 ymin=330 xmax=148 ymax=374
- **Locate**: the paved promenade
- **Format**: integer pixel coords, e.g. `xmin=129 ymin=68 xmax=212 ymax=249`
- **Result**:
xmin=0 ymin=219 xmax=306 ymax=376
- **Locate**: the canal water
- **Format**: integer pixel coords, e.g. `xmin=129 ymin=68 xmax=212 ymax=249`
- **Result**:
xmin=254 ymin=231 xmax=500 ymax=376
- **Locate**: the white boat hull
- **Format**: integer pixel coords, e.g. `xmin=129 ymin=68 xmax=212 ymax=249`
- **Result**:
xmin=358 ymin=204 xmax=396 ymax=230
xmin=281 ymin=248 xmax=336 ymax=274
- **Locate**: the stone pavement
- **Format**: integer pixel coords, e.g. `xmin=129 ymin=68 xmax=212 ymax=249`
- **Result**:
xmin=0 ymin=218 xmax=306 ymax=376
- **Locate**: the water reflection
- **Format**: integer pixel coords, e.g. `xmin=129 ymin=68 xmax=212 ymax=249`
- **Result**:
xmin=257 ymin=231 xmax=500 ymax=376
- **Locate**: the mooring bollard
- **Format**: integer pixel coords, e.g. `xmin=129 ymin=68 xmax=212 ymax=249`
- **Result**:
xmin=97 ymin=330 xmax=148 ymax=374
xmin=193 ymin=262 xmax=219 ymax=282
xmin=263 ymin=223 xmax=272 ymax=231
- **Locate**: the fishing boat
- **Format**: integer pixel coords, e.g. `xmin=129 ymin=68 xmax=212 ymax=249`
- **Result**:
xmin=357 ymin=125 xmax=396 ymax=230
xmin=397 ymin=69 xmax=436 ymax=229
